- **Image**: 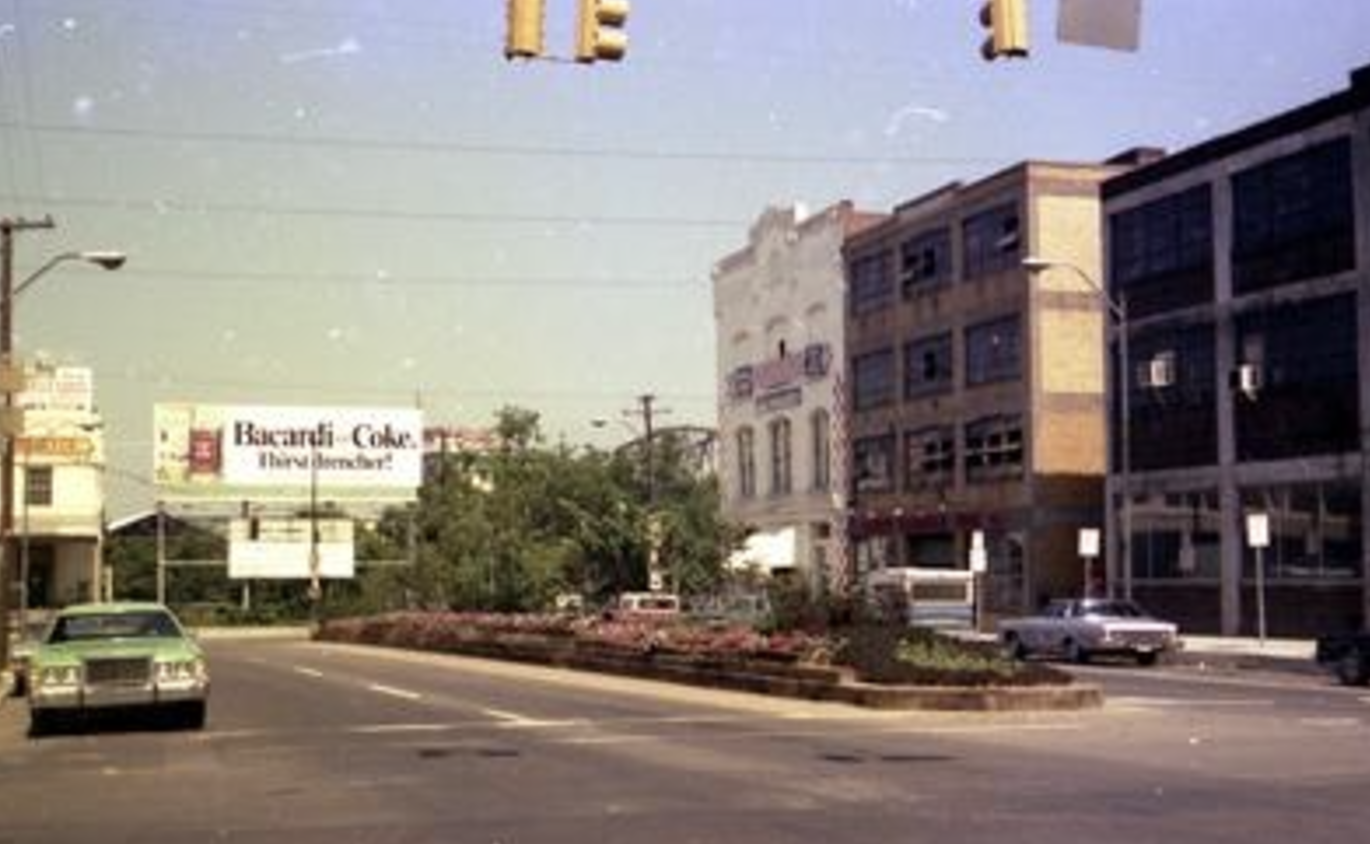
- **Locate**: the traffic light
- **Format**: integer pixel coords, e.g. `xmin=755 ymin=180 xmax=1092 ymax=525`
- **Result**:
xmin=575 ymin=0 xmax=630 ymax=64
xmin=979 ymin=0 xmax=1029 ymax=61
xmin=504 ymin=0 xmax=545 ymax=60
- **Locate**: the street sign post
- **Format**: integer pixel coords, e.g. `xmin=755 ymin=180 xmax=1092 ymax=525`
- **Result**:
xmin=1246 ymin=512 xmax=1270 ymax=645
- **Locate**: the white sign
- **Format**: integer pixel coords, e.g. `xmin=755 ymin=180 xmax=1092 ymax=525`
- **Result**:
xmin=1058 ymin=0 xmax=1142 ymax=52
xmin=18 ymin=365 xmax=94 ymax=412
xmin=1078 ymin=528 xmax=1102 ymax=559
xmin=228 ymin=517 xmax=356 ymax=580
xmin=155 ymin=403 xmax=422 ymax=501
xmin=969 ymin=530 xmax=988 ymax=574
xmin=1246 ymin=512 xmax=1270 ymax=549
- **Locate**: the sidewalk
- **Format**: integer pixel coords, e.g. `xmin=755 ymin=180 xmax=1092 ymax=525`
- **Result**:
xmin=1174 ymin=634 xmax=1319 ymax=675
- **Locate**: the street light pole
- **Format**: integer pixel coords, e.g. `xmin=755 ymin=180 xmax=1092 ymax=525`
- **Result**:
xmin=1023 ymin=256 xmax=1134 ymax=601
xmin=0 ymin=214 xmax=125 ymax=672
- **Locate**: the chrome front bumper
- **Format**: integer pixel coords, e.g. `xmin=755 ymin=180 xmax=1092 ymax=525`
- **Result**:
xmin=30 ymin=679 xmax=209 ymax=712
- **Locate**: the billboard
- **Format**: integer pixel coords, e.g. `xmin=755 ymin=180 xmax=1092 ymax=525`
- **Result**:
xmin=227 ymin=517 xmax=355 ymax=580
xmin=154 ymin=404 xmax=423 ymax=502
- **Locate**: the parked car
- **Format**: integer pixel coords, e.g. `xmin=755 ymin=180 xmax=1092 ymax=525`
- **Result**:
xmin=998 ymin=598 xmax=1181 ymax=666
xmin=26 ymin=602 xmax=210 ymax=735
xmin=1315 ymin=632 xmax=1370 ymax=686
xmin=604 ymin=592 xmax=682 ymax=622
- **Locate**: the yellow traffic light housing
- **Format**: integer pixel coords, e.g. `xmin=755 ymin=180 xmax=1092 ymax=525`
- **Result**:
xmin=980 ymin=0 xmax=1029 ymax=61
xmin=505 ymin=0 xmax=546 ymax=60
xmin=575 ymin=0 xmax=630 ymax=63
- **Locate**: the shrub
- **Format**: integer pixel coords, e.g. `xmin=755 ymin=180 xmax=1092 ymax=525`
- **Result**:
xmin=835 ymin=625 xmax=1071 ymax=687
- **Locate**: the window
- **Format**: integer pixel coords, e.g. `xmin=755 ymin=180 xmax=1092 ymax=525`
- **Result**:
xmin=849 ymin=252 xmax=894 ymax=315
xmin=1109 ymin=184 xmax=1213 ymax=318
xmin=810 ymin=409 xmax=831 ymax=491
xmin=904 ymin=332 xmax=953 ymax=398
xmin=962 ymin=203 xmax=1020 ymax=279
xmin=964 ymin=415 xmax=1024 ymax=482
xmin=25 ymin=465 xmax=54 ymax=508
xmin=1129 ymin=323 xmax=1218 ymax=471
xmin=1130 ymin=490 xmax=1222 ymax=581
xmin=1234 ymin=294 xmax=1359 ymax=461
xmin=853 ymin=434 xmax=896 ymax=493
xmin=900 ymin=227 xmax=951 ymax=294
xmin=736 ymin=427 xmax=756 ymax=499
xmin=852 ymin=348 xmax=896 ymax=410
xmin=769 ymin=417 xmax=793 ymax=496
xmin=1240 ymin=482 xmax=1363 ymax=582
xmin=964 ymin=315 xmax=1021 ymax=386
xmin=1233 ymin=138 xmax=1355 ymax=294
xmin=905 ymin=426 xmax=955 ymax=490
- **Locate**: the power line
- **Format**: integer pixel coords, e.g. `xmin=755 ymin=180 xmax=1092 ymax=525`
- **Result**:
xmin=0 ymin=192 xmax=744 ymax=229
xmin=0 ymin=120 xmax=1005 ymax=168
xmin=109 ymin=267 xmax=701 ymax=290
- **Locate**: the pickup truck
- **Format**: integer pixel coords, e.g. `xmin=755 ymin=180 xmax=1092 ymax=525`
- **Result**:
xmin=1314 ymin=632 xmax=1370 ymax=686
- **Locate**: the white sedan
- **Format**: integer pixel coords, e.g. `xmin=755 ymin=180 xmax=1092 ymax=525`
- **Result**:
xmin=998 ymin=599 xmax=1181 ymax=666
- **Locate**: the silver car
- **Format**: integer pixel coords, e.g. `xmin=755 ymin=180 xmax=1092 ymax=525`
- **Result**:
xmin=998 ymin=599 xmax=1181 ymax=666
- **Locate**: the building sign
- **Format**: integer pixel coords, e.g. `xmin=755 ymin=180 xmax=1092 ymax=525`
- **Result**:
xmin=154 ymin=404 xmax=423 ymax=502
xmin=227 ymin=517 xmax=355 ymax=580
xmin=16 ymin=436 xmax=97 ymax=462
xmin=726 ymin=342 xmax=832 ymax=408
xmin=18 ymin=365 xmax=94 ymax=412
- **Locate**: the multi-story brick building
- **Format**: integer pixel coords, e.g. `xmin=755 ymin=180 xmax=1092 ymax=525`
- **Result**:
xmin=1101 ymin=65 xmax=1370 ymax=636
xmin=844 ymin=155 xmax=1150 ymax=618
xmin=714 ymin=203 xmax=882 ymax=589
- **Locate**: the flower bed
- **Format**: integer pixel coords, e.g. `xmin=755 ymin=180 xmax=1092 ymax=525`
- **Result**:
xmin=316 ymin=612 xmax=1071 ymax=688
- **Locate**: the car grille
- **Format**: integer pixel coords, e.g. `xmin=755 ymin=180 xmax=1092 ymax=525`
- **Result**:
xmin=83 ymin=657 xmax=152 ymax=686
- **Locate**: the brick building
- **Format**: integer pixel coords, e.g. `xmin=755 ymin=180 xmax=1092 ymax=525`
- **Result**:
xmin=844 ymin=156 xmax=1148 ymax=618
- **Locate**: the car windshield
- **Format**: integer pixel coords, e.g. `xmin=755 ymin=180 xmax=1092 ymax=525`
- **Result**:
xmin=1082 ymin=601 xmax=1149 ymax=619
xmin=47 ymin=611 xmax=182 ymax=643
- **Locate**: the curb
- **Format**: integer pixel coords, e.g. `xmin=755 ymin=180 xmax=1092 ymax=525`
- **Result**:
xmin=317 ymin=634 xmax=1102 ymax=712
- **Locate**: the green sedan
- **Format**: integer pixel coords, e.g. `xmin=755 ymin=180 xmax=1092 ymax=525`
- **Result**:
xmin=27 ymin=602 xmax=210 ymax=736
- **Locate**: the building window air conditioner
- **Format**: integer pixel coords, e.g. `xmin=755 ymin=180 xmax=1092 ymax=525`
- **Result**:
xmin=1138 ymin=353 xmax=1176 ymax=389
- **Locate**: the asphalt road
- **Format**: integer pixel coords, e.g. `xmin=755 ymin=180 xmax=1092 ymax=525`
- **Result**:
xmin=2 ymin=637 xmax=1369 ymax=844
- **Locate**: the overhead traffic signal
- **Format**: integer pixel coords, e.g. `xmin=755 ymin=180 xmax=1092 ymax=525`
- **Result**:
xmin=979 ymin=0 xmax=1029 ymax=61
xmin=504 ymin=0 xmax=546 ymax=60
xmin=575 ymin=0 xmax=630 ymax=63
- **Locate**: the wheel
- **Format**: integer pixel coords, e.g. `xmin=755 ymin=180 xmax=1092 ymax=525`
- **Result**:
xmin=179 ymin=701 xmax=208 ymax=730
xmin=1335 ymin=653 xmax=1370 ymax=686
xmin=1003 ymin=634 xmax=1029 ymax=661
xmin=1065 ymin=639 xmax=1090 ymax=664
xmin=28 ymin=709 xmax=58 ymax=738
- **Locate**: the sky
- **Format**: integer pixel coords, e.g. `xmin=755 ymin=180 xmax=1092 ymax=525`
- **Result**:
xmin=2 ymin=0 xmax=1369 ymax=518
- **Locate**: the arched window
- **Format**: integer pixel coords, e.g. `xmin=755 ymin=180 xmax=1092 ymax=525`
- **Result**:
xmin=811 ymin=409 xmax=831 ymax=491
xmin=736 ymin=427 xmax=756 ymax=499
xmin=769 ymin=417 xmax=793 ymax=496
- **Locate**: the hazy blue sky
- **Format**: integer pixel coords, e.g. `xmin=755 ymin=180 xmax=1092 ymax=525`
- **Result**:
xmin=3 ymin=0 xmax=1369 ymax=516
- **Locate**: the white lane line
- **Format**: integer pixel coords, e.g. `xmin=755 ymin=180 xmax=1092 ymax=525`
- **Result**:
xmin=367 ymin=683 xmax=423 ymax=702
xmin=293 ymin=666 xmax=325 ymax=678
xmin=349 ymin=723 xmax=453 ymax=735
xmin=480 ymin=707 xmax=579 ymax=729
xmin=1109 ymin=696 xmax=1275 ymax=708
xmin=1298 ymin=717 xmax=1364 ymax=729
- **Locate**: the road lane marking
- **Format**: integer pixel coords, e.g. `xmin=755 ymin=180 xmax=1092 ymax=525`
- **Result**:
xmin=349 ymin=723 xmax=454 ymax=735
xmin=293 ymin=666 xmax=325 ymax=678
xmin=367 ymin=683 xmax=423 ymax=701
xmin=480 ymin=707 xmax=579 ymax=729
xmin=1108 ymin=696 xmax=1275 ymax=708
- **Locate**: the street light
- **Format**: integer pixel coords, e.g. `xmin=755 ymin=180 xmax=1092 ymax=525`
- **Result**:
xmin=1022 ymin=255 xmax=1134 ymax=601
xmin=0 ymin=214 xmax=126 ymax=674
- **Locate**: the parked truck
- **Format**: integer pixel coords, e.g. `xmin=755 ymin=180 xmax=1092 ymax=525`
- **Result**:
xmin=1315 ymin=632 xmax=1370 ymax=686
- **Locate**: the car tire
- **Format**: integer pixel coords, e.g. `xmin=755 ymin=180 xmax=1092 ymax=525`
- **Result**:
xmin=1335 ymin=653 xmax=1370 ymax=686
xmin=28 ymin=710 xmax=57 ymax=738
xmin=1065 ymin=639 xmax=1090 ymax=664
xmin=179 ymin=701 xmax=208 ymax=730
xmin=1003 ymin=634 xmax=1029 ymax=661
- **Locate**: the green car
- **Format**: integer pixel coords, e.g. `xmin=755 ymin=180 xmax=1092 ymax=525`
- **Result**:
xmin=27 ymin=602 xmax=210 ymax=736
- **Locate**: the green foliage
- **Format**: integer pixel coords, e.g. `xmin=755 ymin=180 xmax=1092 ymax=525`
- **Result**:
xmin=836 ymin=626 xmax=1071 ymax=687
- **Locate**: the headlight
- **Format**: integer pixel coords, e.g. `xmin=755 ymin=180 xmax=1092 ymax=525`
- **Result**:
xmin=156 ymin=659 xmax=207 ymax=682
xmin=36 ymin=665 xmax=81 ymax=687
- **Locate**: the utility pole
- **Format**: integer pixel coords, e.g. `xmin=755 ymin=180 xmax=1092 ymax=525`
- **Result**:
xmin=0 ymin=215 xmax=54 ymax=673
xmin=626 ymin=393 xmax=669 ymax=505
